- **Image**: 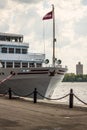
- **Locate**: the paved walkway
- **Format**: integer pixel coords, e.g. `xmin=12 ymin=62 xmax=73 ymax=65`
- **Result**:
xmin=0 ymin=96 xmax=87 ymax=130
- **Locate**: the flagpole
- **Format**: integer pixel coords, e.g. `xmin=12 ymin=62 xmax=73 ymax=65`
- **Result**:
xmin=52 ymin=4 xmax=56 ymax=67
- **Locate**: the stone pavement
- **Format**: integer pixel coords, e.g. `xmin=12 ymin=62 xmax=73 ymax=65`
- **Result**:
xmin=0 ymin=96 xmax=87 ymax=130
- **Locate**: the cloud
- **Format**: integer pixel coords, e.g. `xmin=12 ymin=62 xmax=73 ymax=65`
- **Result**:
xmin=82 ymin=0 xmax=87 ymax=5
xmin=0 ymin=22 xmax=9 ymax=32
xmin=74 ymin=16 xmax=87 ymax=36
xmin=12 ymin=0 xmax=42 ymax=4
xmin=0 ymin=0 xmax=7 ymax=9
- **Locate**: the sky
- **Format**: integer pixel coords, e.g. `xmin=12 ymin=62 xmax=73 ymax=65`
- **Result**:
xmin=0 ymin=0 xmax=87 ymax=74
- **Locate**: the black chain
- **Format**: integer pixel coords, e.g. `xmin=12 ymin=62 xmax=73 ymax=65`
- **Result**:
xmin=37 ymin=92 xmax=69 ymax=100
xmin=12 ymin=90 xmax=33 ymax=97
xmin=74 ymin=94 xmax=87 ymax=105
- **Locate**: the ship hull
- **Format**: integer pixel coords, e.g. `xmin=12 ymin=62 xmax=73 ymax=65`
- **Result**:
xmin=0 ymin=67 xmax=66 ymax=99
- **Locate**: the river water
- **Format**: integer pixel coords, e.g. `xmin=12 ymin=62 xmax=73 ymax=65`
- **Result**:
xmin=52 ymin=82 xmax=87 ymax=107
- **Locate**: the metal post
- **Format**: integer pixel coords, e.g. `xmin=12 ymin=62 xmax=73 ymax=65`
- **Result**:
xmin=52 ymin=4 xmax=56 ymax=67
xmin=69 ymin=89 xmax=73 ymax=108
xmin=8 ymin=88 xmax=12 ymax=99
xmin=34 ymin=88 xmax=37 ymax=103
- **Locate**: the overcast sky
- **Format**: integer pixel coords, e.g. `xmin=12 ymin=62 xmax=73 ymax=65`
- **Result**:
xmin=0 ymin=0 xmax=87 ymax=74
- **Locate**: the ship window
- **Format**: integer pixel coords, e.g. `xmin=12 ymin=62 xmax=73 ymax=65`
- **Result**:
xmin=36 ymin=63 xmax=42 ymax=67
xmin=0 ymin=36 xmax=5 ymax=41
xmin=1 ymin=62 xmax=5 ymax=68
xmin=22 ymin=62 xmax=28 ymax=68
xmin=6 ymin=62 xmax=13 ymax=68
xmin=6 ymin=37 xmax=10 ymax=41
xmin=1 ymin=47 xmax=7 ymax=53
xmin=16 ymin=48 xmax=21 ymax=54
xmin=14 ymin=62 xmax=20 ymax=68
xmin=22 ymin=49 xmax=27 ymax=54
xmin=9 ymin=48 xmax=14 ymax=53
xmin=29 ymin=63 xmax=35 ymax=67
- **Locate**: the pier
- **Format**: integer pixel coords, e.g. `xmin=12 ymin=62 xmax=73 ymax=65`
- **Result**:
xmin=0 ymin=96 xmax=87 ymax=130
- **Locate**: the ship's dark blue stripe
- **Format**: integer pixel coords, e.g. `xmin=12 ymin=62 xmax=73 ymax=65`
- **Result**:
xmin=31 ymin=69 xmax=49 ymax=71
xmin=57 ymin=72 xmax=64 ymax=75
xmin=17 ymin=72 xmax=48 ymax=75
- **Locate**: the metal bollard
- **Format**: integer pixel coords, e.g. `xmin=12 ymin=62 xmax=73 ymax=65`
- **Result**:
xmin=69 ymin=89 xmax=73 ymax=108
xmin=33 ymin=88 xmax=37 ymax=103
xmin=8 ymin=88 xmax=12 ymax=99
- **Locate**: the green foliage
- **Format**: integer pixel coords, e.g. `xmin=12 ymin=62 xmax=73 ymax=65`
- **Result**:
xmin=63 ymin=73 xmax=87 ymax=82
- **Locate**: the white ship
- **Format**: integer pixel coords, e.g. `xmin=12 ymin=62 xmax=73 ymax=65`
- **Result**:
xmin=0 ymin=5 xmax=67 ymax=99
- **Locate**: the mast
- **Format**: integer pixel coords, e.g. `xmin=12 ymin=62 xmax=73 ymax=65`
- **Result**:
xmin=52 ymin=4 xmax=56 ymax=67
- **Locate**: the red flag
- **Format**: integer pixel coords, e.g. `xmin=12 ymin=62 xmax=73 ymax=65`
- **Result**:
xmin=43 ymin=11 xmax=53 ymax=20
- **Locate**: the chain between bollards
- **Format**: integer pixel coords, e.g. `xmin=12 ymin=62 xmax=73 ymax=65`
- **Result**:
xmin=7 ymin=88 xmax=87 ymax=107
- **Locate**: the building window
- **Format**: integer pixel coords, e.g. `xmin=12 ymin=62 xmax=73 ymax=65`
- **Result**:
xmin=36 ymin=63 xmax=42 ymax=67
xmin=6 ymin=62 xmax=13 ymax=68
xmin=29 ymin=63 xmax=35 ymax=67
xmin=16 ymin=48 xmax=21 ymax=54
xmin=1 ymin=47 xmax=7 ymax=53
xmin=14 ymin=62 xmax=20 ymax=68
xmin=9 ymin=48 xmax=14 ymax=53
xmin=22 ymin=62 xmax=28 ymax=68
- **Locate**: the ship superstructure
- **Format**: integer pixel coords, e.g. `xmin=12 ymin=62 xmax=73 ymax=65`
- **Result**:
xmin=0 ymin=32 xmax=45 ymax=69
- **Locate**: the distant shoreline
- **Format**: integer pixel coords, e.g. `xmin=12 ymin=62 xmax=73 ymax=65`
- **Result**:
xmin=63 ymin=73 xmax=87 ymax=82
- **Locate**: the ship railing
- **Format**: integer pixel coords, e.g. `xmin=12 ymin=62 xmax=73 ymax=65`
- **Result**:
xmin=48 ymin=64 xmax=68 ymax=69
xmin=1 ymin=88 xmax=87 ymax=108
xmin=0 ymin=40 xmax=29 ymax=46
